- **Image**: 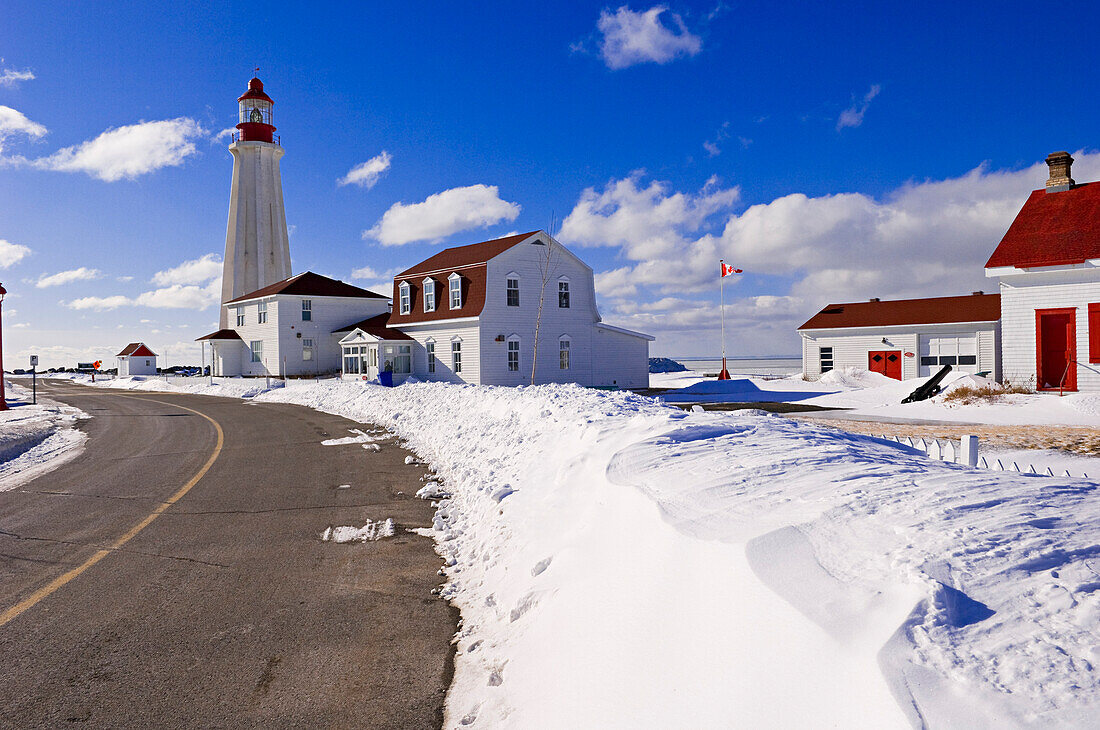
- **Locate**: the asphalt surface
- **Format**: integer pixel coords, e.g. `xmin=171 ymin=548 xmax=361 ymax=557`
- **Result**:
xmin=0 ymin=380 xmax=456 ymax=729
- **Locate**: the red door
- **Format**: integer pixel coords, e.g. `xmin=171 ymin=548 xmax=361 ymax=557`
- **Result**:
xmin=869 ymin=350 xmax=902 ymax=380
xmin=1036 ymin=309 xmax=1077 ymax=391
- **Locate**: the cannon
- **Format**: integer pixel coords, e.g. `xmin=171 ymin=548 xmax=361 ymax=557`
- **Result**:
xmin=902 ymin=364 xmax=952 ymax=403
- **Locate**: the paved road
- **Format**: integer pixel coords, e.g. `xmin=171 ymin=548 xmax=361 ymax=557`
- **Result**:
xmin=0 ymin=381 xmax=455 ymax=729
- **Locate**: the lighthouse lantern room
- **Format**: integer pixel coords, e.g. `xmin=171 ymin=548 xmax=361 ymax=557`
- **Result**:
xmin=236 ymin=77 xmax=276 ymax=143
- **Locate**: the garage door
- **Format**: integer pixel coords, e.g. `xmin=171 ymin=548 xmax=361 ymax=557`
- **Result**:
xmin=919 ymin=334 xmax=978 ymax=377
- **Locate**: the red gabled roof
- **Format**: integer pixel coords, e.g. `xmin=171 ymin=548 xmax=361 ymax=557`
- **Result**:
xmin=117 ymin=342 xmax=157 ymax=357
xmin=986 ymin=183 xmax=1100 ymax=269
xmin=388 ymin=232 xmax=540 ymax=326
xmin=396 ymin=232 xmax=539 ymax=278
xmin=226 ymin=271 xmax=388 ymax=304
xmin=799 ymin=293 xmax=1000 ymax=330
xmin=333 ymin=313 xmax=413 ymax=340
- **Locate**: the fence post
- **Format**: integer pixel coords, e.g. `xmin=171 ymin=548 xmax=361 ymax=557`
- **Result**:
xmin=961 ymin=435 xmax=979 ymax=467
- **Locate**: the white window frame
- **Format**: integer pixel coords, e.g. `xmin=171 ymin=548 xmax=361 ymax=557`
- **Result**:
xmin=257 ymin=300 xmax=268 ymax=324
xmin=382 ymin=343 xmax=412 ymax=374
xmin=449 ymin=272 xmax=463 ymax=309
xmin=506 ymin=273 xmax=520 ymax=307
xmin=426 ymin=338 xmax=436 ymax=373
xmin=451 ymin=338 xmax=462 ymax=373
xmin=302 ymin=299 xmax=312 ymax=321
xmin=235 ymin=306 xmax=245 ymax=327
xmin=558 ymin=277 xmax=570 ymax=309
xmin=820 ymin=346 xmax=833 ymax=373
xmin=302 ymin=337 xmax=314 ymax=361
xmin=399 ymin=281 xmax=411 ymax=315
xmin=559 ymin=336 xmax=571 ymax=370
xmin=342 ymin=346 xmax=360 ymax=374
xmin=250 ymin=340 xmax=263 ymax=363
xmin=422 ymin=277 xmax=436 ymax=312
xmin=507 ymin=336 xmax=520 ymax=373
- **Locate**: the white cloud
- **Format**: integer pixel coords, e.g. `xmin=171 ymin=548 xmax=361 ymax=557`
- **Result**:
xmin=837 ymin=84 xmax=881 ymax=131
xmin=366 ymin=184 xmax=521 ymax=245
xmin=0 ymin=238 xmax=31 ymax=269
xmin=151 ymin=253 xmax=221 ymax=286
xmin=351 ymin=265 xmax=402 ymax=281
xmin=117 ymin=275 xmax=134 ymax=282
xmin=212 ymin=127 xmax=236 ymax=144
xmin=0 ymin=68 xmax=35 ymax=88
xmin=562 ymin=156 xmax=1100 ymax=353
xmin=0 ymin=105 xmax=47 ymax=154
xmin=34 ymin=118 xmax=206 ymax=181
xmin=66 ymin=295 xmax=131 ymax=311
xmin=596 ymin=6 xmax=702 ymax=70
xmin=339 ymin=150 xmax=392 ymax=188
xmin=134 ymin=281 xmax=219 ymax=309
xmin=35 ymin=267 xmax=101 ymax=288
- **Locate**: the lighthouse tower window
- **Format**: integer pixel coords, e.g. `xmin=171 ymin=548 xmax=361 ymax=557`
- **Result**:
xmin=239 ymin=99 xmax=272 ymax=126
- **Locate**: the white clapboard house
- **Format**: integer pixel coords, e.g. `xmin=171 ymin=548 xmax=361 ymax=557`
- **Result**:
xmin=364 ymin=231 xmax=653 ymax=388
xmin=799 ymin=293 xmax=1002 ymax=381
xmin=198 ymin=271 xmax=390 ymax=377
xmin=985 ymin=151 xmax=1100 ymax=391
xmin=116 ymin=342 xmax=158 ymax=376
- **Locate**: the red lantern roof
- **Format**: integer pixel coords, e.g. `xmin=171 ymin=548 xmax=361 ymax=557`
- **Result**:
xmin=238 ymin=77 xmax=273 ymax=104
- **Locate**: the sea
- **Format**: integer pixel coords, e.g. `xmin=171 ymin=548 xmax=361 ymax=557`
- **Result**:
xmin=672 ymin=356 xmax=803 ymax=378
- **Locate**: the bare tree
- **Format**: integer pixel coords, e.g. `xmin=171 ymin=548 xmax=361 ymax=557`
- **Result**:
xmin=530 ymin=229 xmax=561 ymax=385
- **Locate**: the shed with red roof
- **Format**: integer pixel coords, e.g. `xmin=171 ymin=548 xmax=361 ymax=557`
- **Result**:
xmin=116 ymin=342 xmax=158 ymax=376
xmin=798 ymin=293 xmax=1001 ymax=381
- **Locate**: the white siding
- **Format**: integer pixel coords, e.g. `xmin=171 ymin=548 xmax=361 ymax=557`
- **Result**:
xmin=398 ymin=322 xmax=481 ymax=384
xmin=220 ymin=294 xmax=389 ymax=377
xmin=997 ymin=270 xmax=1100 ymax=390
xmin=118 ymin=355 xmax=157 ymax=376
xmin=800 ymin=322 xmax=998 ymax=381
xmin=592 ymin=326 xmax=650 ymax=388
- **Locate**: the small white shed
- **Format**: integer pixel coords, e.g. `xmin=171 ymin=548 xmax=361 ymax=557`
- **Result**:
xmin=117 ymin=342 xmax=158 ymax=376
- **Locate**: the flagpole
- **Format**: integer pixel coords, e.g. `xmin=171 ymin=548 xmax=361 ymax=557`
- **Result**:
xmin=719 ymin=260 xmax=730 ymax=380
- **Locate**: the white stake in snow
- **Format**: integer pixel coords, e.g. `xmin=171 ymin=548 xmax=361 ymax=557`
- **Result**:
xmin=961 ymin=435 xmax=979 ymax=467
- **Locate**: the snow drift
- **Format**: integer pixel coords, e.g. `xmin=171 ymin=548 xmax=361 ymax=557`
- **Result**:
xmin=79 ymin=376 xmax=1100 ymax=726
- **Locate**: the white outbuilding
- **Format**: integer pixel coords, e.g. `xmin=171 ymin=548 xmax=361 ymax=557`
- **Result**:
xmin=799 ymin=293 xmax=1002 ymax=381
xmin=116 ymin=343 xmax=158 ymax=376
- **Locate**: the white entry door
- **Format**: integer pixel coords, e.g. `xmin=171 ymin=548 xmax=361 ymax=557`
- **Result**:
xmin=919 ymin=334 xmax=978 ymax=376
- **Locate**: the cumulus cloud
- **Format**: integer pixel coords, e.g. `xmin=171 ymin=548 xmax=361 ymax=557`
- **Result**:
xmin=34 ymin=118 xmax=206 ymax=181
xmin=339 ymin=151 xmax=392 ymax=188
xmin=63 ymin=254 xmax=222 ymax=310
xmin=0 ymin=68 xmax=35 ymax=88
xmin=151 ymin=253 xmax=221 ymax=286
xmin=351 ymin=265 xmax=402 ymax=281
xmin=596 ymin=6 xmax=702 ymax=70
xmin=562 ymin=156 xmax=1097 ymax=353
xmin=35 ymin=267 xmax=101 ymax=288
xmin=0 ymin=105 xmax=47 ymax=154
xmin=365 ymin=184 xmax=521 ymax=246
xmin=0 ymin=238 xmax=31 ymax=269
xmin=836 ymin=84 xmax=881 ymax=131
xmin=212 ymin=127 xmax=237 ymax=144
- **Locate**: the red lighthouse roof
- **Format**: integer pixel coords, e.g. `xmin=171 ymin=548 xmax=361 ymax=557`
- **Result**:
xmin=238 ymin=77 xmax=273 ymax=104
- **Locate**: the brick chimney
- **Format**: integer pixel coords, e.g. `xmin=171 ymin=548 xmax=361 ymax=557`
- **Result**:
xmin=1045 ymin=151 xmax=1075 ymax=192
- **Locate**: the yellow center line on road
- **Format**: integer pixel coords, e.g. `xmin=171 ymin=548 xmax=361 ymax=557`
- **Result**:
xmin=0 ymin=396 xmax=225 ymax=628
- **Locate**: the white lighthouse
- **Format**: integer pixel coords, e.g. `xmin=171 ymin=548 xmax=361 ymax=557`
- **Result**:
xmin=219 ymin=77 xmax=293 ymax=327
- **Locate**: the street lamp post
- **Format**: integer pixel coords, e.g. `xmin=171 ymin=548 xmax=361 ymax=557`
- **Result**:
xmin=0 ymin=282 xmax=8 ymax=411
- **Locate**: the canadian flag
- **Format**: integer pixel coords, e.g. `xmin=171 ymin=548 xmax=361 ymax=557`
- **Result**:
xmin=721 ymin=262 xmax=742 ymax=277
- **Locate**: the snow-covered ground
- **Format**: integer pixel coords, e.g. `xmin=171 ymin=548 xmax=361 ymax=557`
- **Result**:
xmin=0 ymin=378 xmax=88 ymax=491
xmin=67 ymin=374 xmax=1100 ymax=727
xmin=653 ymin=367 xmax=1100 ymax=427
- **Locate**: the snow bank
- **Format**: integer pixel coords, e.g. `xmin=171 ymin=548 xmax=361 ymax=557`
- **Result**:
xmin=818 ymin=366 xmax=897 ymax=389
xmin=74 ymin=376 xmax=1100 ymax=725
xmin=0 ymin=380 xmax=88 ymax=491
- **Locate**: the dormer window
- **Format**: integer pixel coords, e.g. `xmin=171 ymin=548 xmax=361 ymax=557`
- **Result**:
xmin=449 ymin=272 xmax=463 ymax=309
xmin=423 ymin=277 xmax=436 ymax=312
xmin=399 ymin=281 xmax=411 ymax=315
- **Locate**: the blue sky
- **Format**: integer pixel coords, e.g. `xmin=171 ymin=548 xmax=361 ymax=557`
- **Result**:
xmin=2 ymin=1 xmax=1099 ymax=368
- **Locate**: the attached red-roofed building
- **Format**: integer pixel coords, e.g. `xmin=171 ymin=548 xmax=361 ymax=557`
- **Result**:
xmin=799 ymin=293 xmax=1001 ymax=381
xmin=985 ymin=151 xmax=1100 ymax=391
xmin=116 ymin=342 xmax=158 ymax=376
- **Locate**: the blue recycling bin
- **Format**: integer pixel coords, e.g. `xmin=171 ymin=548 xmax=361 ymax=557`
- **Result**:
xmin=379 ymin=371 xmax=394 ymax=387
